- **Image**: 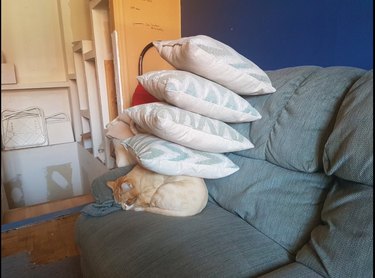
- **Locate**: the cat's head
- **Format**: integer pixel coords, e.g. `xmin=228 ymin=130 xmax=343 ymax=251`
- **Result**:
xmin=107 ymin=176 xmax=139 ymax=210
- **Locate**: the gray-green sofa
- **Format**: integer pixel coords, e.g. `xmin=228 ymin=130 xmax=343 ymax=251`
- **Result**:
xmin=75 ymin=66 xmax=373 ymax=278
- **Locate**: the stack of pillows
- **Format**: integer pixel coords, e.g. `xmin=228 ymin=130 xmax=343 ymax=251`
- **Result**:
xmin=117 ymin=35 xmax=275 ymax=179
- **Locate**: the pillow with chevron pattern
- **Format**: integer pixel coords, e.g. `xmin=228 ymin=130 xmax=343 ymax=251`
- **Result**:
xmin=137 ymin=70 xmax=261 ymax=123
xmin=153 ymin=35 xmax=276 ymax=95
xmin=122 ymin=134 xmax=239 ymax=178
xmin=121 ymin=102 xmax=254 ymax=153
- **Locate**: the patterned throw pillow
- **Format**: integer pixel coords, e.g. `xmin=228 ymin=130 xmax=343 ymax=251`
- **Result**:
xmin=153 ymin=35 xmax=275 ymax=95
xmin=122 ymin=134 xmax=239 ymax=178
xmin=137 ymin=70 xmax=261 ymax=123
xmin=120 ymin=102 xmax=254 ymax=153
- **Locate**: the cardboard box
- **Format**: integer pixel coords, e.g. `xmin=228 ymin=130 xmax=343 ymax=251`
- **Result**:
xmin=1 ymin=63 xmax=17 ymax=84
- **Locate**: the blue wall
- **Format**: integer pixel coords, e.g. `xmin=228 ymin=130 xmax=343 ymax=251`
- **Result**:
xmin=181 ymin=0 xmax=373 ymax=70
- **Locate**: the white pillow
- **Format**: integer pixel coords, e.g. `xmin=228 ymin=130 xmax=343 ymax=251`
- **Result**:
xmin=137 ymin=70 xmax=262 ymax=123
xmin=121 ymin=102 xmax=254 ymax=153
xmin=153 ymin=35 xmax=276 ymax=95
xmin=122 ymin=134 xmax=239 ymax=178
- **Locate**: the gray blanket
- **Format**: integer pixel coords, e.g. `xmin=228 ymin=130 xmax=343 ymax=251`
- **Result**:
xmin=80 ymin=165 xmax=134 ymax=217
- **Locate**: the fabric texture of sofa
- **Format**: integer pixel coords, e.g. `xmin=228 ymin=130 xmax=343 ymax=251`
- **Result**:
xmin=75 ymin=66 xmax=373 ymax=278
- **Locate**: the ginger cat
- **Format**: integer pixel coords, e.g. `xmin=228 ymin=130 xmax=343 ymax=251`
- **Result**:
xmin=106 ymin=165 xmax=208 ymax=217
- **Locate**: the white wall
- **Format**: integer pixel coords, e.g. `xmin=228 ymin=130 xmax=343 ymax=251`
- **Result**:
xmin=1 ymin=0 xmax=92 ymax=83
xmin=1 ymin=0 xmax=66 ymax=83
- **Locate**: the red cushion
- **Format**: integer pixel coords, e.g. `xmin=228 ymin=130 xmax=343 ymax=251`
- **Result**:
xmin=131 ymin=83 xmax=159 ymax=106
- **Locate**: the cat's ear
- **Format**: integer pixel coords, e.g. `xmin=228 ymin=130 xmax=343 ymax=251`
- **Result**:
xmin=107 ymin=181 xmax=115 ymax=190
xmin=121 ymin=183 xmax=133 ymax=191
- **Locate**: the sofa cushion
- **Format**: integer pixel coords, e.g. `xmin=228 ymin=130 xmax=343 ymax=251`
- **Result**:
xmin=323 ymin=70 xmax=373 ymax=185
xmin=76 ymin=166 xmax=293 ymax=278
xmin=296 ymin=180 xmax=373 ymax=278
xmin=235 ymin=66 xmax=365 ymax=173
xmin=259 ymin=262 xmax=323 ymax=278
xmin=205 ymin=66 xmax=368 ymax=253
xmin=206 ymin=153 xmax=334 ymax=254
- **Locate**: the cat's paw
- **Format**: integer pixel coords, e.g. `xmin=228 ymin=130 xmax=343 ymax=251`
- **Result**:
xmin=122 ymin=203 xmax=134 ymax=210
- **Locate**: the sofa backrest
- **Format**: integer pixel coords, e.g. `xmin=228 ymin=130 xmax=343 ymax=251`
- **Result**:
xmin=323 ymin=69 xmax=373 ymax=185
xmin=205 ymin=66 xmax=372 ymax=261
xmin=296 ymin=70 xmax=373 ymax=278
